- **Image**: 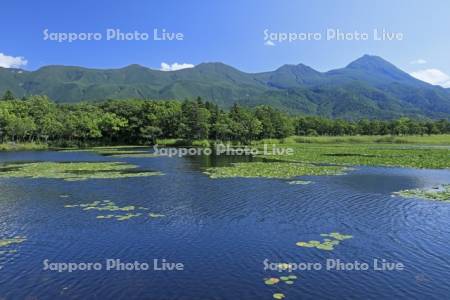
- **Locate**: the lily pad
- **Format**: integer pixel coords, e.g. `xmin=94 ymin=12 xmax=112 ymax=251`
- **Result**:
xmin=264 ymin=278 xmax=280 ymax=285
xmin=296 ymin=242 xmax=315 ymax=248
xmin=116 ymin=213 xmax=142 ymax=221
xmin=0 ymin=236 xmax=26 ymax=247
xmin=149 ymin=213 xmax=165 ymax=218
xmin=96 ymin=215 xmax=115 ymax=219
xmin=65 ymin=200 xmax=162 ymax=221
xmin=277 ymin=263 xmax=290 ymax=270
xmin=288 ymin=180 xmax=312 ymax=185
xmin=273 ymin=293 xmax=285 ymax=299
xmin=327 ymin=232 xmax=353 ymax=241
xmin=297 ymin=232 xmax=352 ymax=251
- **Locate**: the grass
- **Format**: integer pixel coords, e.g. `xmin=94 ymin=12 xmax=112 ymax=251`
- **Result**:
xmin=0 ymin=161 xmax=162 ymax=181
xmin=0 ymin=142 xmax=48 ymax=151
xmin=287 ymin=135 xmax=450 ymax=145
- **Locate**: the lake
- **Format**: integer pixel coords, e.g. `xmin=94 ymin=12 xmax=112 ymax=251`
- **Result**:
xmin=0 ymin=150 xmax=449 ymax=299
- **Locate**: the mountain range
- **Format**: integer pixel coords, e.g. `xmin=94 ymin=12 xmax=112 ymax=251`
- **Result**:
xmin=1 ymin=55 xmax=449 ymax=119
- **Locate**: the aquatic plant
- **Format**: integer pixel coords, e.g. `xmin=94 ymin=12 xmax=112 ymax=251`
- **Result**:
xmin=264 ymin=274 xmax=299 ymax=285
xmin=264 ymin=278 xmax=280 ymax=285
xmin=321 ymin=232 xmax=353 ymax=241
xmin=65 ymin=200 xmax=164 ymax=221
xmin=110 ymin=153 xmax=159 ymax=158
xmin=259 ymin=142 xmax=450 ymax=169
xmin=277 ymin=263 xmax=290 ymax=271
xmin=0 ymin=249 xmax=18 ymax=255
xmin=287 ymin=180 xmax=312 ymax=185
xmin=96 ymin=215 xmax=115 ymax=219
xmin=393 ymin=184 xmax=450 ymax=202
xmin=116 ymin=213 xmax=142 ymax=221
xmin=0 ymin=236 xmax=26 ymax=247
xmin=61 ymin=147 xmax=158 ymax=158
xmin=0 ymin=161 xmax=162 ymax=181
xmin=205 ymin=162 xmax=347 ymax=179
xmin=264 ymin=271 xmax=299 ymax=300
xmin=296 ymin=232 xmax=352 ymax=251
xmin=149 ymin=213 xmax=165 ymax=218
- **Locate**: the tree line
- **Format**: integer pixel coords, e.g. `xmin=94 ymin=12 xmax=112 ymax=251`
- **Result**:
xmin=0 ymin=91 xmax=449 ymax=146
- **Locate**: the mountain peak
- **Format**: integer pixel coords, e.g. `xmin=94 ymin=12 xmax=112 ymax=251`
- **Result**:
xmin=275 ymin=63 xmax=321 ymax=75
xmin=194 ymin=62 xmax=242 ymax=74
xmin=346 ymin=54 xmax=395 ymax=70
xmin=122 ymin=64 xmax=147 ymax=70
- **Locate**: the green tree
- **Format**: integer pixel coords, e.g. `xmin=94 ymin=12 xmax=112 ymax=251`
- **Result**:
xmin=1 ymin=90 xmax=15 ymax=101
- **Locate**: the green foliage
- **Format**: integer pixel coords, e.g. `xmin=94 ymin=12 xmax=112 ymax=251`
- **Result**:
xmin=1 ymin=90 xmax=15 ymax=101
xmin=292 ymin=134 xmax=450 ymax=145
xmin=0 ymin=142 xmax=47 ymax=151
xmin=0 ymin=96 xmax=448 ymax=148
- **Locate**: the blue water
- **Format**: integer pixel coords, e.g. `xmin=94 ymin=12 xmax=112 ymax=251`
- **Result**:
xmin=0 ymin=150 xmax=449 ymax=299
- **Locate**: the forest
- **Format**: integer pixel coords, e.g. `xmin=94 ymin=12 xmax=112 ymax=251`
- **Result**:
xmin=0 ymin=90 xmax=449 ymax=146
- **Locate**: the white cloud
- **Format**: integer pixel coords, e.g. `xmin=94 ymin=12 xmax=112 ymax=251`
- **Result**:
xmin=410 ymin=68 xmax=450 ymax=88
xmin=0 ymin=52 xmax=28 ymax=68
xmin=410 ymin=59 xmax=427 ymax=65
xmin=160 ymin=62 xmax=194 ymax=71
xmin=264 ymin=40 xmax=275 ymax=47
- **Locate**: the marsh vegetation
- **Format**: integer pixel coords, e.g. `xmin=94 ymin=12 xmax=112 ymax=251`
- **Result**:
xmin=0 ymin=162 xmax=161 ymax=181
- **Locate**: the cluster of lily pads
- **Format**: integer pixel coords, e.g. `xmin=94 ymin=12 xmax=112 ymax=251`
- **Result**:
xmin=61 ymin=147 xmax=158 ymax=158
xmin=0 ymin=236 xmax=26 ymax=256
xmin=0 ymin=161 xmax=161 ymax=181
xmin=393 ymin=184 xmax=450 ymax=202
xmin=205 ymin=162 xmax=348 ymax=179
xmin=262 ymin=232 xmax=352 ymax=298
xmin=64 ymin=200 xmax=165 ymax=221
xmin=264 ymin=273 xmax=298 ymax=299
xmin=287 ymin=180 xmax=312 ymax=185
xmin=296 ymin=232 xmax=353 ymax=251
xmin=97 ymin=150 xmax=158 ymax=158
xmin=258 ymin=142 xmax=450 ymax=169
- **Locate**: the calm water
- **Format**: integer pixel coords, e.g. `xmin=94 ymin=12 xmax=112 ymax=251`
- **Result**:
xmin=0 ymin=150 xmax=449 ymax=300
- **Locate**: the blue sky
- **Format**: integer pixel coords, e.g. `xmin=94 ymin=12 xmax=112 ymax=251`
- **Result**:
xmin=1 ymin=0 xmax=449 ymax=86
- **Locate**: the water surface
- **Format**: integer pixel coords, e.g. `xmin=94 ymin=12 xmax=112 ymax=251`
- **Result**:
xmin=0 ymin=150 xmax=449 ymax=299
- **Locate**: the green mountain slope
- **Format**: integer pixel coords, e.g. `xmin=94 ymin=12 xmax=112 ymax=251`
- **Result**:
xmin=0 ymin=55 xmax=449 ymax=119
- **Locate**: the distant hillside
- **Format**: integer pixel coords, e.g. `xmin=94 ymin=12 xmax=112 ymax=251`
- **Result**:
xmin=1 ymin=55 xmax=450 ymax=119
